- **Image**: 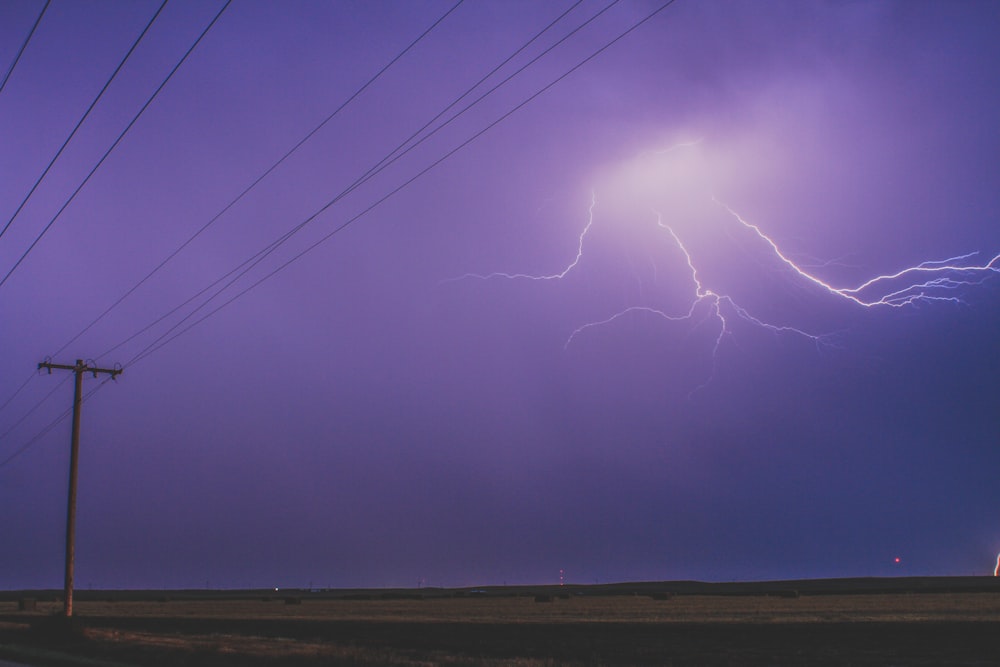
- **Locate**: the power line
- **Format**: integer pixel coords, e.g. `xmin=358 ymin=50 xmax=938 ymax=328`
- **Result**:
xmin=0 ymin=0 xmax=465 ymax=469
xmin=99 ymin=0 xmax=605 ymax=364
xmin=350 ymin=0 xmax=618 ymax=203
xmin=51 ymin=0 xmax=465 ymax=359
xmin=126 ymin=0 xmax=679 ymax=367
xmin=0 ymin=372 xmax=70 ymax=444
xmin=115 ymin=0 xmax=612 ymax=365
xmin=351 ymin=0 xmax=587 ymax=189
xmin=0 ymin=0 xmax=168 ymax=243
xmin=0 ymin=0 xmax=50 ymax=97
xmin=0 ymin=0 xmax=232 ymax=291
xmin=0 ymin=371 xmax=37 ymax=416
xmin=0 ymin=0 xmax=679 ymax=471
xmin=0 ymin=405 xmax=71 ymax=469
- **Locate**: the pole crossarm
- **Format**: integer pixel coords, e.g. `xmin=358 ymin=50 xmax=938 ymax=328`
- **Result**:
xmin=39 ymin=359 xmax=122 ymax=379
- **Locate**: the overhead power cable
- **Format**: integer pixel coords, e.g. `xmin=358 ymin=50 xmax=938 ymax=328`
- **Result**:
xmin=126 ymin=0 xmax=679 ymax=368
xmin=0 ymin=0 xmax=232 ymax=291
xmin=0 ymin=371 xmax=37 ymax=416
xmin=98 ymin=0 xmax=604 ymax=363
xmin=0 ymin=0 xmax=465 ymax=468
xmin=0 ymin=407 xmax=70 ymax=469
xmin=0 ymin=372 xmax=70 ymax=445
xmin=0 ymin=1 xmax=168 ymax=244
xmin=1 ymin=0 xmax=678 ymax=471
xmin=355 ymin=0 xmax=586 ymax=193
xmin=0 ymin=0 xmax=50 ymax=97
xmin=52 ymin=0 xmax=465 ymax=359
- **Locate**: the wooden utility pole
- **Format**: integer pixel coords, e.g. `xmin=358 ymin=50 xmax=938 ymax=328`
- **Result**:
xmin=38 ymin=359 xmax=122 ymax=618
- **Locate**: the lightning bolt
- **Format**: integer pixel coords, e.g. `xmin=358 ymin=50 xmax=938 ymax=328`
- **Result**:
xmin=451 ymin=152 xmax=998 ymax=395
xmin=995 ymin=553 xmax=999 ymax=577
xmin=715 ymin=199 xmax=1000 ymax=308
xmin=449 ymin=192 xmax=597 ymax=282
xmin=565 ymin=211 xmax=831 ymax=394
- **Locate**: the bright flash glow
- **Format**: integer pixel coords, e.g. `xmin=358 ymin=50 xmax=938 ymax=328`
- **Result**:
xmin=650 ymin=138 xmax=704 ymax=155
xmin=995 ymin=553 xmax=999 ymax=577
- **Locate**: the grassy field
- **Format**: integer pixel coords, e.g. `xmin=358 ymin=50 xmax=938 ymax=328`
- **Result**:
xmin=2 ymin=582 xmax=1000 ymax=666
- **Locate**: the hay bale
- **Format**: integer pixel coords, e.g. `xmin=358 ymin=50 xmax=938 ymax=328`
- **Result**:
xmin=18 ymin=598 xmax=36 ymax=611
xmin=534 ymin=595 xmax=554 ymax=603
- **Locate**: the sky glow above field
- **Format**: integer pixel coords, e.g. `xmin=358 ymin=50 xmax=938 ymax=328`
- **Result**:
xmin=1 ymin=0 xmax=999 ymax=590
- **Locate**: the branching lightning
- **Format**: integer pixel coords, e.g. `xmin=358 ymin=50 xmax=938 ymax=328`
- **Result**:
xmin=715 ymin=200 xmax=1000 ymax=308
xmin=563 ymin=210 xmax=832 ymax=393
xmin=451 ymin=144 xmax=999 ymax=394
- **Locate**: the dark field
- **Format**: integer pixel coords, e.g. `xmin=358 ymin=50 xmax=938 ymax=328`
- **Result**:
xmin=2 ymin=578 xmax=1000 ymax=666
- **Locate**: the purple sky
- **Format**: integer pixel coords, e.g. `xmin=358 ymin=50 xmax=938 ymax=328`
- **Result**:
xmin=1 ymin=0 xmax=999 ymax=590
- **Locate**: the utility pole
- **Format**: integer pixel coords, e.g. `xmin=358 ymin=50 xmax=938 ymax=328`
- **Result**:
xmin=38 ymin=359 xmax=121 ymax=618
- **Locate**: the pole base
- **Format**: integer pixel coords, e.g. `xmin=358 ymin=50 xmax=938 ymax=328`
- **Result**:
xmin=30 ymin=614 xmax=84 ymax=642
